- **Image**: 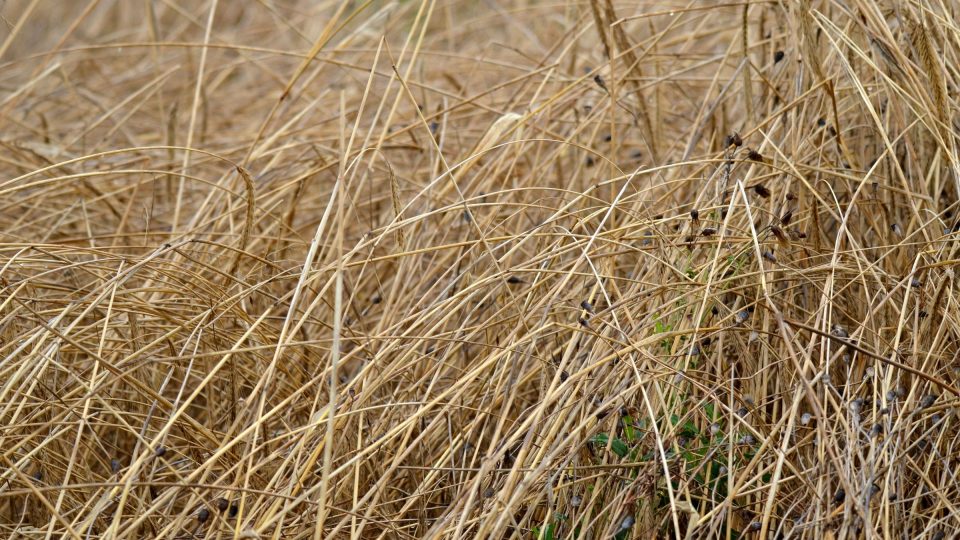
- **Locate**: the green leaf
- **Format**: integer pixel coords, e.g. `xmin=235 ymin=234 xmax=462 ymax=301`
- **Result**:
xmin=622 ymin=415 xmax=637 ymax=441
xmin=533 ymin=523 xmax=556 ymax=540
xmin=589 ymin=433 xmax=629 ymax=457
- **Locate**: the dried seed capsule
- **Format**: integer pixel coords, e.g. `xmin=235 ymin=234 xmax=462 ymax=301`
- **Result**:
xmin=753 ymin=184 xmax=771 ymax=198
xmin=780 ymin=209 xmax=793 ymax=225
xmin=770 ymin=226 xmax=789 ymax=248
xmin=774 ymin=50 xmax=785 ymax=63
xmin=198 ymin=508 xmax=210 ymax=523
xmin=747 ymin=149 xmax=764 ymax=162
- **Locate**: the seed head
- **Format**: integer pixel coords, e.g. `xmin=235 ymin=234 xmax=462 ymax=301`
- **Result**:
xmin=780 ymin=209 xmax=794 ymax=225
xmin=774 ymin=50 xmax=785 ymax=63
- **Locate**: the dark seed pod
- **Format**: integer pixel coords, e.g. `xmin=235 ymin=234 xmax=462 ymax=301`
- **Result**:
xmin=580 ymin=300 xmax=595 ymax=313
xmin=780 ymin=209 xmax=793 ymax=225
xmin=506 ymin=275 xmax=523 ymax=284
xmin=197 ymin=508 xmax=210 ymax=523
xmin=770 ymin=226 xmax=789 ymax=248
xmin=593 ymin=74 xmax=606 ymax=89
xmin=229 ymin=503 xmax=239 ymax=518
xmin=578 ymin=317 xmax=590 ymax=328
xmin=560 ymin=370 xmax=569 ymax=382
xmin=910 ymin=277 xmax=922 ymax=288
xmin=217 ymin=498 xmax=229 ymax=512
xmin=834 ymin=488 xmax=845 ymax=503
xmin=701 ymin=227 xmax=717 ymax=236
xmin=774 ymin=50 xmax=785 ymax=63
xmin=920 ymin=394 xmax=937 ymax=408
xmin=154 ymin=446 xmax=167 ymax=458
xmin=753 ymin=184 xmax=771 ymax=198
xmin=747 ymin=149 xmax=764 ymax=162
xmin=817 ymin=117 xmax=826 ymax=127
xmin=763 ymin=250 xmax=777 ymax=263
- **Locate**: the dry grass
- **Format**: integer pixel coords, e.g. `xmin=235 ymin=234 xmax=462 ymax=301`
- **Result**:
xmin=1 ymin=1 xmax=959 ymax=538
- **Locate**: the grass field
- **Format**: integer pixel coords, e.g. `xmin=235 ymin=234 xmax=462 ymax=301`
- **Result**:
xmin=1 ymin=0 xmax=959 ymax=538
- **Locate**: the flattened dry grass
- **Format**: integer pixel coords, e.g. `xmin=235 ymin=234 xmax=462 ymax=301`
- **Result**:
xmin=1 ymin=1 xmax=959 ymax=538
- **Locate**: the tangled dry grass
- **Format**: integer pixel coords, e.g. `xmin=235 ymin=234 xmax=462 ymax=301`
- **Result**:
xmin=1 ymin=0 xmax=959 ymax=538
